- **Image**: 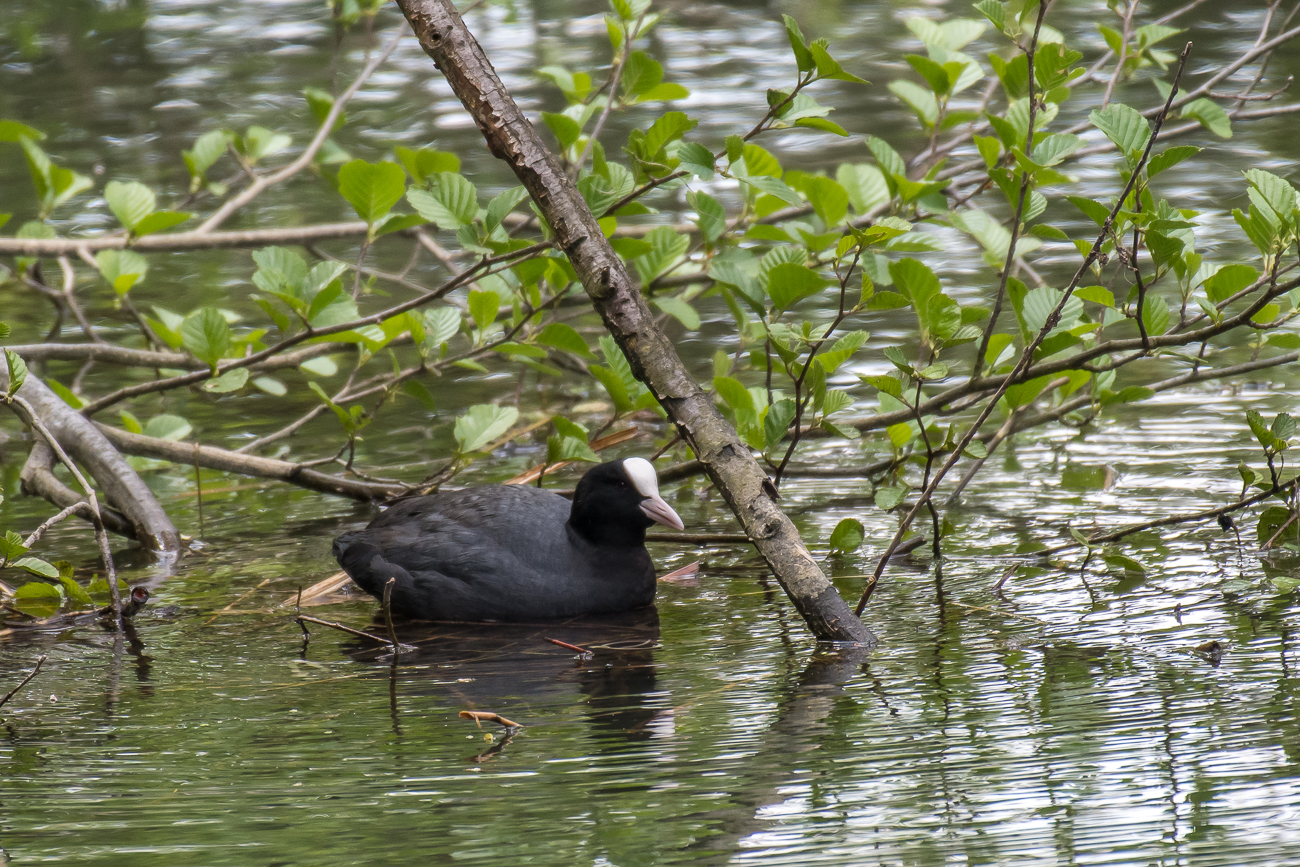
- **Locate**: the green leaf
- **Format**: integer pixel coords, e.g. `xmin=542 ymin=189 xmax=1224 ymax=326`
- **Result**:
xmin=304 ymin=86 xmax=345 ymax=129
xmin=828 ymin=518 xmax=865 ymax=554
xmin=0 ymin=120 xmax=45 ymax=142
xmin=338 ymin=159 xmax=406 ymax=224
xmin=1102 ymin=551 xmax=1147 ymax=576
xmin=1273 ymin=412 xmax=1297 ymax=442
xmin=133 ymin=210 xmax=192 ymax=237
xmin=485 ymin=186 xmax=529 ymax=234
xmin=183 ymin=129 xmax=232 ymax=190
xmin=653 ymin=296 xmax=701 ymax=330
xmin=782 ymin=15 xmax=815 ymax=72
xmin=591 ymin=364 xmax=632 ymax=412
xmin=1146 ymin=145 xmax=1201 ymax=178
xmin=181 ymin=308 xmax=232 ymax=371
xmin=642 ymin=111 xmax=697 ymax=159
xmin=1204 ymin=264 xmax=1258 ymax=303
xmin=203 ymin=368 xmax=249 ymax=393
xmin=621 ymin=51 xmax=664 ymax=99
xmin=634 ymin=83 xmax=690 ymax=103
xmin=253 ymin=376 xmax=287 ymax=396
xmin=143 ymin=413 xmax=192 ymax=441
xmin=104 ymin=180 xmax=156 ymax=231
xmin=0 ymin=531 xmax=28 ymax=562
xmin=548 ymin=429 xmax=600 ymax=463
xmin=837 ymin=163 xmax=891 ymax=214
xmin=1141 ymin=294 xmax=1170 ymax=336
xmin=57 ymin=574 xmax=93 ymax=608
xmin=634 ymin=226 xmax=690 ymax=284
xmin=889 ymin=257 xmax=940 ymax=312
xmin=802 ymin=176 xmax=849 ymax=227
xmin=535 ymin=322 xmax=594 ymax=357
xmin=817 ymin=330 xmax=869 ymax=374
xmin=240 ymin=126 xmax=291 ymax=163
xmin=1248 ymin=409 xmax=1275 ymax=450
xmin=737 ymin=175 xmax=802 ymax=207
xmin=13 ymin=581 xmax=62 ymax=617
xmin=372 ymin=213 xmax=427 ymax=239
xmin=406 ymin=173 xmax=479 ymax=230
xmin=5 ymin=350 xmax=28 ymax=395
xmin=1181 ymin=98 xmax=1232 ymax=139
xmin=1245 ymin=169 xmax=1298 ymax=228
xmin=766 ymin=263 xmax=827 ymax=310
xmin=1031 ymin=133 xmax=1083 ymax=167
xmin=810 ymin=42 xmax=867 ymax=84
xmin=874 ymin=486 xmax=907 ymax=510
xmin=1089 ymin=103 xmax=1151 ymax=163
xmin=689 ymin=190 xmax=726 ymax=243
xmin=454 ymin=404 xmax=519 ymax=453
xmin=676 ymin=142 xmax=715 ymax=180
xmin=418 ymin=307 xmax=461 ymax=352
xmin=13 ymin=557 xmax=58 ymax=578
xmin=252 ymin=246 xmax=309 ymax=299
xmin=43 ymin=377 xmax=83 ymax=408
xmin=759 ymin=398 xmax=795 ymax=450
xmin=395 ymin=146 xmax=460 ymax=183
xmin=1075 ymin=285 xmax=1115 ymax=308
xmin=95 ymin=249 xmax=149 ymax=295
xmin=1067 ymin=195 xmax=1111 ymax=226
xmin=469 ymin=289 xmax=500 ymax=333
xmin=542 ymin=112 xmax=582 ymax=150
xmin=889 ymin=79 xmax=939 ymax=126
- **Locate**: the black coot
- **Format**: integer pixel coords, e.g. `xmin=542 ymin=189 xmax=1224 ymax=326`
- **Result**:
xmin=331 ymin=457 xmax=685 ymax=622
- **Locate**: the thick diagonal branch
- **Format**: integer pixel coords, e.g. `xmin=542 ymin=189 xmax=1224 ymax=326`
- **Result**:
xmin=393 ymin=0 xmax=872 ymax=643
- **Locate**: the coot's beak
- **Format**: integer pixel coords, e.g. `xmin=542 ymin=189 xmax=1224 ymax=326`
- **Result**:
xmin=640 ymin=494 xmax=685 ymax=531
xmin=623 ymin=456 xmax=685 ymax=530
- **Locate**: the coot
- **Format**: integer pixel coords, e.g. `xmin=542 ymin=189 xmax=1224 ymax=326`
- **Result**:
xmin=332 ymin=457 xmax=685 ymax=622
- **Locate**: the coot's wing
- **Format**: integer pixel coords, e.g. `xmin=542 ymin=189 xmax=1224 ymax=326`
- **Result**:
xmin=335 ymin=485 xmax=577 ymax=619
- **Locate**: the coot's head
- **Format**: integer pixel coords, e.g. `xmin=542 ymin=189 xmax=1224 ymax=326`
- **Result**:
xmin=569 ymin=457 xmax=685 ymax=546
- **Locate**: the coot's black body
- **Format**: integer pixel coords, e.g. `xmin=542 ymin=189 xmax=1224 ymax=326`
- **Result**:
xmin=332 ymin=458 xmax=683 ymax=622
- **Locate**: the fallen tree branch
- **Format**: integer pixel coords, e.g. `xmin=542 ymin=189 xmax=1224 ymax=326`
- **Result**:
xmin=94 ymin=423 xmax=401 ymax=501
xmin=19 ymin=441 xmax=136 ymax=538
xmin=2 ymin=361 xmax=179 ymax=552
xmin=394 ymin=0 xmax=873 ymax=643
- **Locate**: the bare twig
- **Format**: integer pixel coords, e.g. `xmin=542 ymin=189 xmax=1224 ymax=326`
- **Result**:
xmin=458 ymin=710 xmax=522 ymax=728
xmin=0 ymin=656 xmax=46 ymax=710
xmin=856 ymin=41 xmax=1195 ymax=616
xmin=195 ymin=30 xmax=404 ymax=233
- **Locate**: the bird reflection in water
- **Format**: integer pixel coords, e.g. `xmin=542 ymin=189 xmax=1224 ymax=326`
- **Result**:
xmin=338 ymin=607 xmax=666 ymax=758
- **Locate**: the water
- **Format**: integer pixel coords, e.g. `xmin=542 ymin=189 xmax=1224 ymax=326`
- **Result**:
xmin=4 ymin=0 xmax=1300 ymax=864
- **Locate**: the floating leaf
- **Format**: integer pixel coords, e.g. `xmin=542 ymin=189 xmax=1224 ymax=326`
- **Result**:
xmin=143 ymin=413 xmax=192 ymax=441
xmin=828 ymin=518 xmax=865 ymax=554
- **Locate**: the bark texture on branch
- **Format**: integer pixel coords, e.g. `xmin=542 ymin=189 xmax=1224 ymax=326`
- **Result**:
xmin=95 ymin=424 xmax=401 ymax=501
xmin=1 ymin=368 xmax=180 ymax=552
xmin=393 ymin=0 xmax=872 ymax=643
xmin=19 ymin=441 xmax=137 ymax=539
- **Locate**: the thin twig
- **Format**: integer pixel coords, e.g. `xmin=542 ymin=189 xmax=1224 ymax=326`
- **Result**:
xmin=856 ymin=41 xmax=1195 ymax=616
xmin=0 ymin=656 xmax=46 ymax=710
xmin=195 ymin=30 xmax=404 ymax=233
